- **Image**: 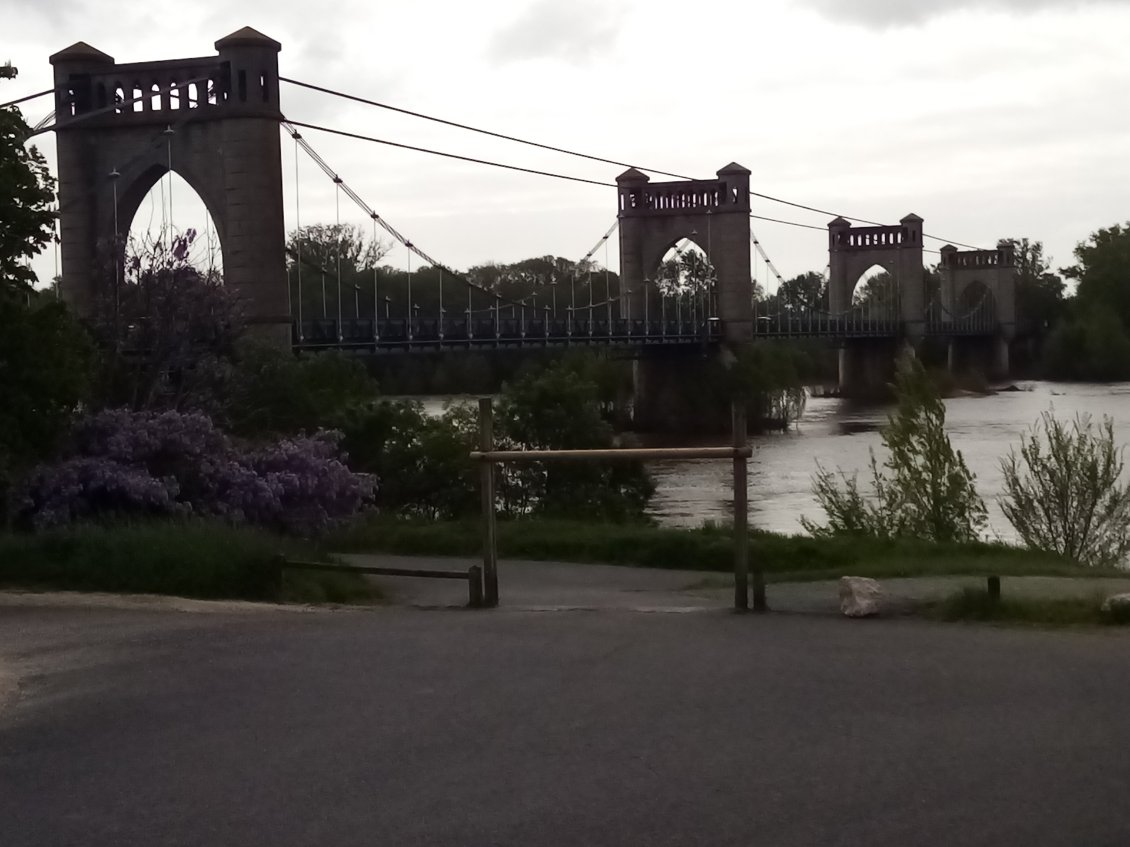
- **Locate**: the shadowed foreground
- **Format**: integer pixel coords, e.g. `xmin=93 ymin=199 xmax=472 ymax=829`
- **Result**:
xmin=2 ymin=599 xmax=1129 ymax=846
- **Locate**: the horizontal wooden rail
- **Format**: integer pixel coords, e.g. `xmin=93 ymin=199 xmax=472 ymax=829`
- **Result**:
xmin=281 ymin=559 xmax=483 ymax=608
xmin=471 ymin=446 xmax=753 ymax=463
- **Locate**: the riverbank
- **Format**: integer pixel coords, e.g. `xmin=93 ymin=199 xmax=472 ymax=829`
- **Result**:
xmin=327 ymin=517 xmax=1111 ymax=584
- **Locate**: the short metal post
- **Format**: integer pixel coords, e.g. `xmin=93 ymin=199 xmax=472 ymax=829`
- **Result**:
xmin=479 ymin=398 xmax=499 ymax=606
xmin=468 ymin=565 xmax=484 ymax=608
xmin=732 ymin=402 xmax=749 ymax=612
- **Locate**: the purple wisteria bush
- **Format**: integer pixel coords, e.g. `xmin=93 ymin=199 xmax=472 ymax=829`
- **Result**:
xmin=19 ymin=409 xmax=375 ymax=535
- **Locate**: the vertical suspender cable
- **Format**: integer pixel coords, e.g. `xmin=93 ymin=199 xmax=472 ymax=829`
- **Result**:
xmin=294 ymin=134 xmax=304 ymax=338
xmin=334 ymin=176 xmax=343 ymax=339
xmin=377 ymin=212 xmax=386 ymax=341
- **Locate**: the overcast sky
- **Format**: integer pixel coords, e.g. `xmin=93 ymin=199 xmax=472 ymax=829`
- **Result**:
xmin=5 ymin=0 xmax=1129 ymax=289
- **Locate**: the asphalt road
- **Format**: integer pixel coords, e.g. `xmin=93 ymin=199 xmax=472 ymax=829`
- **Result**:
xmin=2 ymin=599 xmax=1130 ymax=846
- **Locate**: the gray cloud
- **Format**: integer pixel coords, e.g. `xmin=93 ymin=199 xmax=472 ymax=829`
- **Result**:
xmin=489 ymin=0 xmax=625 ymax=63
xmin=801 ymin=0 xmax=1130 ymax=27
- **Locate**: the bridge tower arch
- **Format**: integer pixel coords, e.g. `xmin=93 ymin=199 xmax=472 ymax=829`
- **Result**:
xmin=617 ymin=164 xmax=753 ymax=343
xmin=49 ymin=28 xmax=289 ymax=338
xmin=939 ymin=241 xmax=1017 ymax=378
xmin=828 ymin=213 xmax=926 ymax=339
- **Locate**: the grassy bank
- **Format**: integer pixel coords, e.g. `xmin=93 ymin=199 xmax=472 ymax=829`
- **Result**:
xmin=927 ymin=586 xmax=1130 ymax=627
xmin=327 ymin=517 xmax=1106 ymax=583
xmin=0 ymin=521 xmax=379 ymax=604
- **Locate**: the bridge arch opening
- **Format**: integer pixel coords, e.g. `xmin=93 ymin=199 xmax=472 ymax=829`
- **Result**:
xmin=850 ymin=263 xmax=897 ymax=314
xmin=122 ymin=168 xmax=224 ymax=279
xmin=955 ymin=279 xmax=998 ymax=330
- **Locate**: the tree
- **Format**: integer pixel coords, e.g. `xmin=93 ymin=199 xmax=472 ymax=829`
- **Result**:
xmin=0 ymin=298 xmax=94 ymax=522
xmin=1 ymin=64 xmax=56 ymax=297
xmin=18 ymin=409 xmax=375 ymax=535
xmin=777 ymin=271 xmax=825 ymax=314
xmin=90 ymin=231 xmax=245 ymax=411
xmin=1001 ymin=412 xmax=1130 ymax=567
xmin=803 ymin=354 xmax=987 ymax=542
xmin=1066 ymin=223 xmax=1130 ymax=327
xmin=1003 ymin=237 xmax=1066 ymax=336
xmin=221 ymin=343 xmax=379 ymax=438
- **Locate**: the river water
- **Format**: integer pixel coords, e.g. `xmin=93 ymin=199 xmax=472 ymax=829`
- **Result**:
xmin=418 ymin=383 xmax=1130 ymax=539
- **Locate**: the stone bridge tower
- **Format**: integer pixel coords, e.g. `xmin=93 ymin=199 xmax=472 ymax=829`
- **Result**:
xmin=827 ymin=215 xmax=926 ymax=396
xmin=49 ymin=27 xmax=289 ymax=337
xmin=617 ymin=164 xmax=754 ymax=342
xmin=827 ymin=214 xmax=926 ymax=337
xmin=617 ymin=165 xmax=753 ymax=431
xmin=939 ymin=241 xmax=1017 ymax=378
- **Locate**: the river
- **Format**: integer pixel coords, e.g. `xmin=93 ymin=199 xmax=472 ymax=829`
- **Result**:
xmin=416 ymin=383 xmax=1130 ymax=539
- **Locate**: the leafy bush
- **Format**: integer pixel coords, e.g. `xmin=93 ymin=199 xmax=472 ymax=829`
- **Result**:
xmin=18 ymin=409 xmax=375 ymax=535
xmin=803 ymin=354 xmax=987 ymax=542
xmin=0 ymin=520 xmax=375 ymax=602
xmin=1001 ymin=412 xmax=1130 ymax=567
xmin=340 ymin=356 xmax=654 ymax=522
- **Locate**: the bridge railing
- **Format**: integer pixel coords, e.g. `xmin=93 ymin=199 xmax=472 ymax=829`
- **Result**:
xmin=293 ymin=317 xmax=723 ymax=349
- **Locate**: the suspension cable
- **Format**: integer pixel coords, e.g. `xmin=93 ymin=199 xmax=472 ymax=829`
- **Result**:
xmin=0 ymin=87 xmax=56 ymax=110
xmin=283 ymin=120 xmax=530 ymax=310
xmin=280 ymin=76 xmax=989 ymax=250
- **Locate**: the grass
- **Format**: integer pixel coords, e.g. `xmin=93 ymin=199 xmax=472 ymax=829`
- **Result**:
xmin=0 ymin=521 xmax=381 ymax=604
xmin=926 ymin=586 xmax=1130 ymax=627
xmin=326 ymin=516 xmax=1113 ymax=583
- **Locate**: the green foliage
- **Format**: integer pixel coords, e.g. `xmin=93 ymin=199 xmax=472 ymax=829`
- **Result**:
xmin=328 ymin=515 xmax=1081 ymax=582
xmin=0 ymin=520 xmax=375 ymax=602
xmin=1001 ymin=412 xmax=1130 ymax=567
xmin=1042 ymin=309 xmax=1130 ymax=381
xmin=929 ymin=587 xmax=1128 ymax=627
xmin=1008 ymin=237 xmax=1066 ymax=335
xmin=0 ymin=298 xmax=93 ymax=519
xmin=1 ymin=68 xmax=56 ymax=297
xmin=338 ymin=354 xmax=651 ymax=521
xmin=1042 ymin=224 xmax=1130 ymax=381
xmin=222 ymin=343 xmax=379 ymax=437
xmin=499 ymin=357 xmax=653 ymax=520
xmin=803 ymin=354 xmax=987 ymax=543
xmin=339 ymin=400 xmax=480 ymax=520
xmin=1066 ymin=222 xmax=1130 ymax=327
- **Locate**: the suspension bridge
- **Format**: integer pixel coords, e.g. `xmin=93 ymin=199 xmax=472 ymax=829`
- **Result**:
xmin=21 ymin=27 xmax=1017 ymax=400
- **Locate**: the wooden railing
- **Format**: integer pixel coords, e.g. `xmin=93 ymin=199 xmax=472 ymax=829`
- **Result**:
xmin=470 ymin=398 xmax=765 ymax=612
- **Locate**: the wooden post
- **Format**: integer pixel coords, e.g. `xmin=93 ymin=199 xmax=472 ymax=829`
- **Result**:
xmin=468 ymin=565 xmax=484 ymax=608
xmin=478 ymin=398 xmax=499 ymax=607
xmin=732 ymin=401 xmax=749 ymax=612
xmin=987 ymin=575 xmax=1001 ymax=604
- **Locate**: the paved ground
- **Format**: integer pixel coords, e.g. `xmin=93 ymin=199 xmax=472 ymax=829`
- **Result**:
xmin=3 ymin=580 xmax=1130 ymax=846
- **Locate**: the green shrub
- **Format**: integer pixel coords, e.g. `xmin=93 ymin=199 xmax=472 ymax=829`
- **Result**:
xmin=1001 ymin=412 xmax=1130 ymax=567
xmin=0 ymin=521 xmax=373 ymax=602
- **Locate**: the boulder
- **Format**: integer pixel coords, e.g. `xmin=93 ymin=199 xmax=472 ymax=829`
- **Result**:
xmin=839 ymin=576 xmax=882 ymax=618
xmin=1100 ymin=593 xmax=1130 ymax=614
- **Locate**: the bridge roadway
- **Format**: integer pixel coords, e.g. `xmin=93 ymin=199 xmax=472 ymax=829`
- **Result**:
xmin=293 ymin=316 xmax=1000 ymax=352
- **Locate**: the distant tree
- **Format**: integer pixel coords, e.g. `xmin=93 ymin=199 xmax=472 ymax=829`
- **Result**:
xmin=1 ymin=64 xmax=56 ymax=297
xmin=90 ymin=230 xmax=245 ymax=411
xmin=1006 ymin=237 xmax=1066 ymax=334
xmin=777 ymin=271 xmax=825 ymax=314
xmin=1065 ymin=223 xmax=1130 ymax=327
xmin=852 ymin=271 xmax=896 ymax=309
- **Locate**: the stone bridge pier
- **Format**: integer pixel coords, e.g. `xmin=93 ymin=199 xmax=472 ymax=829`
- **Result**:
xmin=616 ymin=164 xmax=754 ymax=432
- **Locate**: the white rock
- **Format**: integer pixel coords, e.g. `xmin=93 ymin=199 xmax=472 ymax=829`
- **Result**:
xmin=839 ymin=576 xmax=882 ymax=618
xmin=1100 ymin=593 xmax=1130 ymax=613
